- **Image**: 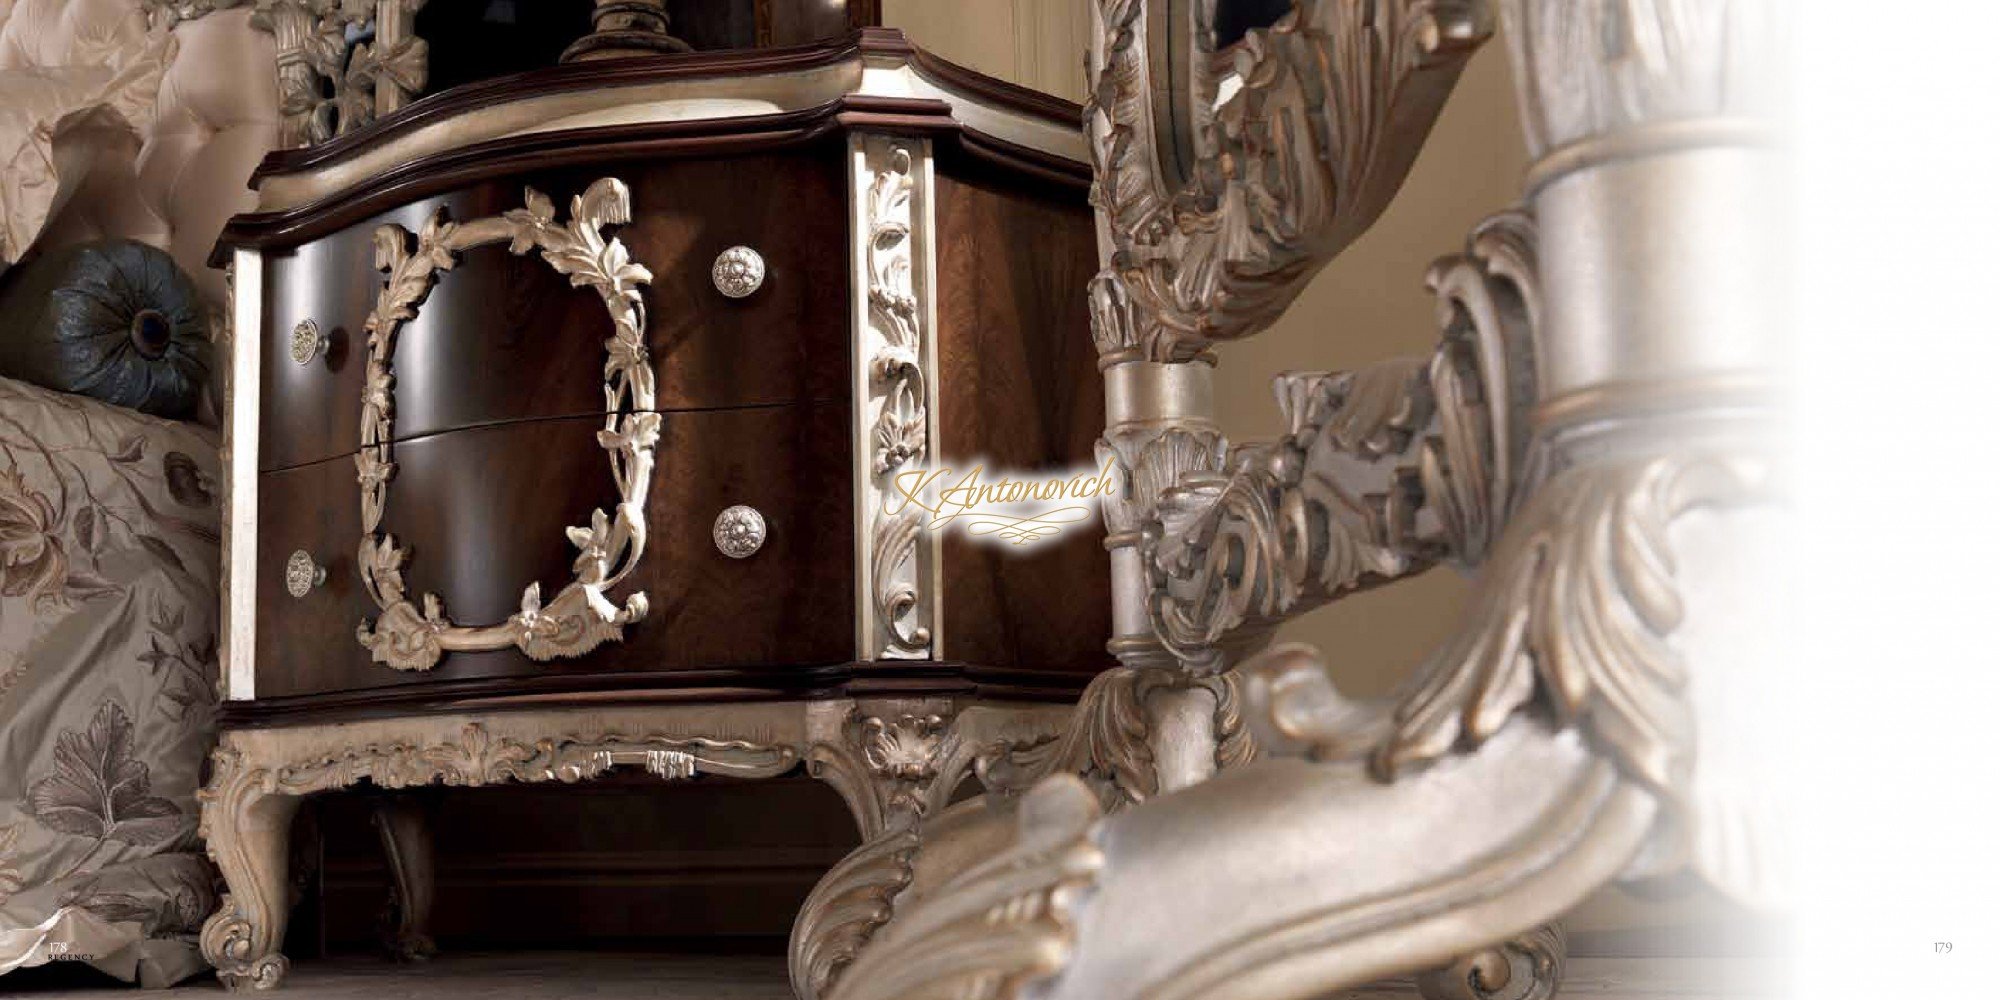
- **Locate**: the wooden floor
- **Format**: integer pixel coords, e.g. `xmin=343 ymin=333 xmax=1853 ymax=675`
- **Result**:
xmin=7 ymin=953 xmax=1781 ymax=999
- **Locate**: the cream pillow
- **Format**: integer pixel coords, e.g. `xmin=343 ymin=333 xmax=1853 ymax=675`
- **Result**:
xmin=0 ymin=0 xmax=171 ymax=265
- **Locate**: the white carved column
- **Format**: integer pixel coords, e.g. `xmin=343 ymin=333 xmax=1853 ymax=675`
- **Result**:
xmin=848 ymin=134 xmax=942 ymax=662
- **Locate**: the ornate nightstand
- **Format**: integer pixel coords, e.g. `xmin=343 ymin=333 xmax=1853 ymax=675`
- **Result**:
xmin=200 ymin=30 xmax=1108 ymax=990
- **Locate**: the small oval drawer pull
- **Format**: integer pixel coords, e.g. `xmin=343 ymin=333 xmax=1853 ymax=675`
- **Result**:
xmin=285 ymin=550 xmax=327 ymax=598
xmin=713 ymin=505 xmax=766 ymax=559
xmin=290 ymin=319 xmax=330 ymax=366
xmin=711 ymin=246 xmax=765 ymax=299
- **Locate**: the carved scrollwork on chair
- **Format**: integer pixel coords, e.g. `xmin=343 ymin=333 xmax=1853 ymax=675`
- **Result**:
xmin=792 ymin=705 xmax=1069 ymax=1000
xmin=1144 ymin=209 xmax=1540 ymax=673
xmin=1088 ymin=0 xmax=1494 ymax=365
xmin=353 ymin=178 xmax=657 ymax=671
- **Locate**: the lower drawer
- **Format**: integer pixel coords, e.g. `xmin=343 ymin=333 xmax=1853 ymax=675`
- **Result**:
xmin=254 ymin=402 xmax=853 ymax=700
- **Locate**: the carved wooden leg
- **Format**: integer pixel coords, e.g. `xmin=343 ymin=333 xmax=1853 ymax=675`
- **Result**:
xmin=792 ymin=700 xmax=1069 ymax=1000
xmin=1416 ymin=923 xmax=1567 ymax=1000
xmin=370 ymin=792 xmax=438 ymax=962
xmin=199 ymin=745 xmax=304 ymax=991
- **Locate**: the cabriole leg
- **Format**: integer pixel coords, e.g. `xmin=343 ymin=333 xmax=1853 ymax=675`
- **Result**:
xmin=199 ymin=745 xmax=303 ymax=991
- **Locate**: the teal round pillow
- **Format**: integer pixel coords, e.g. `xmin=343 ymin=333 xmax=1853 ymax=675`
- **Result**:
xmin=0 ymin=240 xmax=211 ymax=419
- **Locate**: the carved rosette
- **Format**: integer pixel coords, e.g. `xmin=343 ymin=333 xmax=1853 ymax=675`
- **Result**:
xmin=354 ymin=178 xmax=658 ymax=671
xmin=850 ymin=135 xmax=939 ymax=660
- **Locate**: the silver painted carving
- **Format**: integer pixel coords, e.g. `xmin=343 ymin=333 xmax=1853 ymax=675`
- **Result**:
xmin=850 ymin=135 xmax=938 ymax=660
xmin=199 ymin=720 xmax=797 ymax=989
xmin=264 ymin=0 xmax=429 ymax=148
xmin=1085 ymin=0 xmax=1492 ymax=365
xmin=792 ymin=704 xmax=1066 ymax=1000
xmin=289 ymin=318 xmax=326 ymax=366
xmin=1144 ymin=210 xmax=1539 ymax=673
xmin=1416 ymin=923 xmax=1567 ymax=1000
xmin=283 ymin=549 xmax=324 ymax=599
xmin=825 ymin=2 xmax=1782 ymax=1000
xmin=825 ymin=775 xmax=1104 ymax=1000
xmin=711 ymin=245 xmax=766 ymax=298
xmin=713 ymin=504 xmax=767 ymax=558
xmin=354 ymin=178 xmax=657 ymax=671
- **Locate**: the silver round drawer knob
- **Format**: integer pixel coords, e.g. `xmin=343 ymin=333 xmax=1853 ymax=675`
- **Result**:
xmin=713 ymin=505 xmax=767 ymax=559
xmin=285 ymin=549 xmax=327 ymax=598
xmin=290 ymin=319 xmax=329 ymax=366
xmin=711 ymin=246 xmax=765 ymax=299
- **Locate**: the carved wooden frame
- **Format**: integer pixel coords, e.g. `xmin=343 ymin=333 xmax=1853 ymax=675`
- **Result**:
xmin=197 ymin=698 xmax=1069 ymax=991
xmin=352 ymin=177 xmax=657 ymax=672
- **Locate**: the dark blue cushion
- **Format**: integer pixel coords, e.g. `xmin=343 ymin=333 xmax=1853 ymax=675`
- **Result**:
xmin=0 ymin=240 xmax=211 ymax=419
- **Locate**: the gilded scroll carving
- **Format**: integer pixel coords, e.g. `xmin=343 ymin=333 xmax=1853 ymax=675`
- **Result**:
xmin=1088 ymin=0 xmax=1494 ymax=365
xmin=852 ymin=135 xmax=937 ymax=659
xmin=354 ymin=178 xmax=657 ymax=671
xmin=199 ymin=723 xmax=795 ymax=988
xmin=825 ymin=776 xmax=1106 ymax=1000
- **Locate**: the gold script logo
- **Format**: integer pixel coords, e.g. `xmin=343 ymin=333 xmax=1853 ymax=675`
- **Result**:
xmin=886 ymin=459 xmax=1118 ymax=545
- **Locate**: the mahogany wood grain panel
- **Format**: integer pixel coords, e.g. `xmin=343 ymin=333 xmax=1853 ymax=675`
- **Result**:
xmin=931 ymin=170 xmax=1113 ymax=677
xmin=256 ymin=401 xmax=853 ymax=699
xmin=258 ymin=150 xmax=850 ymax=472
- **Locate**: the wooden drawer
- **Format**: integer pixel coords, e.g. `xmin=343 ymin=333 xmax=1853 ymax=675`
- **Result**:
xmin=255 ymin=401 xmax=854 ymax=700
xmin=258 ymin=150 xmax=851 ymax=472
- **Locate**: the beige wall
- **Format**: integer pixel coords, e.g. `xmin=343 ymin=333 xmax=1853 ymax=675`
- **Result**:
xmin=884 ymin=0 xmax=1089 ymax=102
xmin=885 ymin=8 xmax=1726 ymax=946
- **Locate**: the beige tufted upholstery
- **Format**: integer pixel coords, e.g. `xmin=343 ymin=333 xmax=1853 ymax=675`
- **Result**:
xmin=5 ymin=1 xmax=278 ymax=304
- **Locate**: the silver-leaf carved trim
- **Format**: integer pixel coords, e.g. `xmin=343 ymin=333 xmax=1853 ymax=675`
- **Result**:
xmin=1087 ymin=0 xmax=1494 ymax=364
xmin=852 ymin=135 xmax=937 ymax=659
xmin=198 ymin=723 xmax=795 ymax=988
xmin=354 ymin=178 xmax=657 ymax=672
xmin=1142 ymin=210 xmax=1538 ymax=674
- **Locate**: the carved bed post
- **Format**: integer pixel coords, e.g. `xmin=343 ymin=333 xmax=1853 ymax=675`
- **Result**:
xmin=820 ymin=2 xmax=1781 ymax=999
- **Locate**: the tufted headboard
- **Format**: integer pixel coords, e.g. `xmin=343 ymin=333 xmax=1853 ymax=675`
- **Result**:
xmin=8 ymin=1 xmax=278 ymax=305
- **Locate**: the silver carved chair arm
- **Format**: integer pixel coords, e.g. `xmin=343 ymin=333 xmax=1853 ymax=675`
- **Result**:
xmin=1144 ymin=209 xmax=1539 ymax=674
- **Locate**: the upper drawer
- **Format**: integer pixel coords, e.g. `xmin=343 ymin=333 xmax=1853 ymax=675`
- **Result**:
xmin=257 ymin=150 xmax=851 ymax=472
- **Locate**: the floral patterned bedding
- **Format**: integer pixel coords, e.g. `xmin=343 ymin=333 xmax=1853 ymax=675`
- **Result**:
xmin=0 ymin=374 xmax=219 ymax=987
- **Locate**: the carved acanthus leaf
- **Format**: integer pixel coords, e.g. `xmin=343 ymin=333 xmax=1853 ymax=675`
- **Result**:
xmin=1240 ymin=447 xmax=1772 ymax=803
xmin=1088 ymin=0 xmax=1494 ymax=364
xmin=856 ymin=136 xmax=935 ymax=658
xmin=1142 ymin=209 xmax=1538 ymax=673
